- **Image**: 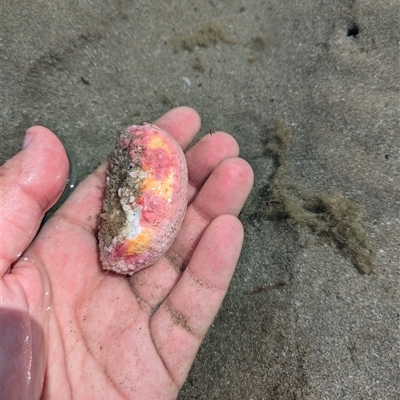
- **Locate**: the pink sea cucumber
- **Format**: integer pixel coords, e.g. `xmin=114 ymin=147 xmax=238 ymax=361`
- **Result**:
xmin=98 ymin=123 xmax=188 ymax=275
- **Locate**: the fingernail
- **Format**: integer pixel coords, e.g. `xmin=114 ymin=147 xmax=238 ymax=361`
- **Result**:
xmin=22 ymin=131 xmax=34 ymax=149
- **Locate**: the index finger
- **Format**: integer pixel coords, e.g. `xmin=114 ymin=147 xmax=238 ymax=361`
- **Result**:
xmin=154 ymin=106 xmax=201 ymax=149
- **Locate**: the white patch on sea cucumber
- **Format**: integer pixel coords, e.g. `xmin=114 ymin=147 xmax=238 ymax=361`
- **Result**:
xmin=119 ymin=193 xmax=143 ymax=239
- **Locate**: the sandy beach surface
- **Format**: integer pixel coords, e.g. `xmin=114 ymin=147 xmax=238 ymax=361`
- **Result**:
xmin=2 ymin=1 xmax=399 ymax=398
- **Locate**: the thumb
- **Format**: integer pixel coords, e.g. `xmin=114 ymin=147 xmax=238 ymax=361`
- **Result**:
xmin=0 ymin=126 xmax=69 ymax=276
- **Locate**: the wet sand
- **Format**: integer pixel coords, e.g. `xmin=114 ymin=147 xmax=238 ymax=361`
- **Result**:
xmin=2 ymin=1 xmax=399 ymax=398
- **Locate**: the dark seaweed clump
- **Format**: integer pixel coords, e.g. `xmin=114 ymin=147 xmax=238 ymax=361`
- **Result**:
xmin=263 ymin=121 xmax=376 ymax=274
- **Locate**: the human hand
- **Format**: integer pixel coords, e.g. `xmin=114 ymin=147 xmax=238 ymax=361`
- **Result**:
xmin=1 ymin=106 xmax=253 ymax=399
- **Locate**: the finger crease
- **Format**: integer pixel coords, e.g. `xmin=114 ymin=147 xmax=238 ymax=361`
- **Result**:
xmin=133 ymin=291 xmax=153 ymax=314
xmin=191 ymin=202 xmax=213 ymax=225
xmin=55 ymin=211 xmax=99 ymax=236
xmin=187 ymin=176 xmax=198 ymax=190
xmin=186 ymin=266 xmax=215 ymax=291
xmin=164 ymin=249 xmax=187 ymax=273
xmin=165 ymin=299 xmax=195 ymax=336
xmin=17 ymin=180 xmax=51 ymax=211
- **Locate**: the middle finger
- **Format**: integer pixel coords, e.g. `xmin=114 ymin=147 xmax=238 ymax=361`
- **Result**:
xmin=129 ymin=155 xmax=253 ymax=311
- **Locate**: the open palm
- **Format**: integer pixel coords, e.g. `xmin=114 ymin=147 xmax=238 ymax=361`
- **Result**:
xmin=1 ymin=107 xmax=253 ymax=399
